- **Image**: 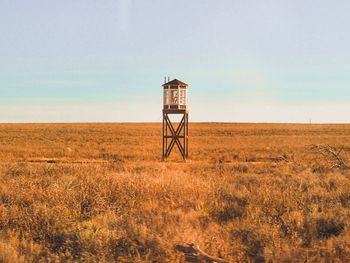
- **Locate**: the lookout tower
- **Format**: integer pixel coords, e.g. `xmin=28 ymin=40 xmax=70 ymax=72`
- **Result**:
xmin=162 ymin=78 xmax=189 ymax=160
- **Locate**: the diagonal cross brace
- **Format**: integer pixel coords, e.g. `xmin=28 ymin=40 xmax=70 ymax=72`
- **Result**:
xmin=165 ymin=114 xmax=185 ymax=158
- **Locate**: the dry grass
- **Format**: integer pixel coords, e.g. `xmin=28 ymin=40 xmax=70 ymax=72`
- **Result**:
xmin=1 ymin=123 xmax=350 ymax=262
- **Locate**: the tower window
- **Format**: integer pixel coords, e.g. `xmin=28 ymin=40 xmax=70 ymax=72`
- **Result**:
xmin=171 ymin=90 xmax=178 ymax=105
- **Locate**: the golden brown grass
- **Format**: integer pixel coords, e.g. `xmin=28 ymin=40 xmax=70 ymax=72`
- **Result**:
xmin=1 ymin=123 xmax=350 ymax=262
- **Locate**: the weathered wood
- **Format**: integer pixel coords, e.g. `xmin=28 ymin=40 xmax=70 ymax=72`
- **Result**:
xmin=175 ymin=243 xmax=229 ymax=263
xmin=162 ymin=79 xmax=189 ymax=160
xmin=309 ymin=144 xmax=347 ymax=170
xmin=163 ymin=109 xmax=188 ymax=114
xmin=162 ymin=111 xmax=188 ymax=160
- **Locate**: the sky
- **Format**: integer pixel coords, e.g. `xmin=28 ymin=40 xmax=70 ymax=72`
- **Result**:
xmin=0 ymin=0 xmax=349 ymax=123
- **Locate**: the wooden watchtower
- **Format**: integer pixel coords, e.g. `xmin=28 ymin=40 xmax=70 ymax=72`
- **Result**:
xmin=162 ymin=79 xmax=189 ymax=160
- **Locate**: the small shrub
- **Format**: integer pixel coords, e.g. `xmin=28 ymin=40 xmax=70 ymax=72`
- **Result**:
xmin=339 ymin=192 xmax=350 ymax=208
xmin=233 ymin=229 xmax=265 ymax=263
xmin=316 ymin=218 xmax=345 ymax=239
xmin=111 ymin=237 xmax=166 ymax=262
xmin=232 ymin=165 xmax=249 ymax=173
xmin=209 ymin=192 xmax=248 ymax=223
xmin=213 ymin=205 xmax=245 ymax=223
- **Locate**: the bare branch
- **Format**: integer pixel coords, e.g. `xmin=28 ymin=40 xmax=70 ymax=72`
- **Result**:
xmin=309 ymin=144 xmax=347 ymax=170
xmin=175 ymin=243 xmax=229 ymax=263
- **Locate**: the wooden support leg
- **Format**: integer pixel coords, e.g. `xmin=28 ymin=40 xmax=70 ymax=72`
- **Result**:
xmin=186 ymin=113 xmax=189 ymax=158
xmin=162 ymin=113 xmax=165 ymax=160
xmin=162 ymin=111 xmax=188 ymax=161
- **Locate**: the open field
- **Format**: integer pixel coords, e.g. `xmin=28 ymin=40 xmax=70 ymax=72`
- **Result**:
xmin=1 ymin=123 xmax=350 ymax=262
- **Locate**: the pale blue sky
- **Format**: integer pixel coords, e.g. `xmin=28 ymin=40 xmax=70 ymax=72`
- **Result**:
xmin=0 ymin=0 xmax=349 ymax=122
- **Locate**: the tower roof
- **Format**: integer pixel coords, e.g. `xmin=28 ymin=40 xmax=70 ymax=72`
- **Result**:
xmin=163 ymin=79 xmax=188 ymax=86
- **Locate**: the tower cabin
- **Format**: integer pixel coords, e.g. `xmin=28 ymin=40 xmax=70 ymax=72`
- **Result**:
xmin=163 ymin=79 xmax=188 ymax=111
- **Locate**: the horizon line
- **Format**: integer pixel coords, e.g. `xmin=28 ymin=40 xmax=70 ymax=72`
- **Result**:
xmin=0 ymin=121 xmax=349 ymax=125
